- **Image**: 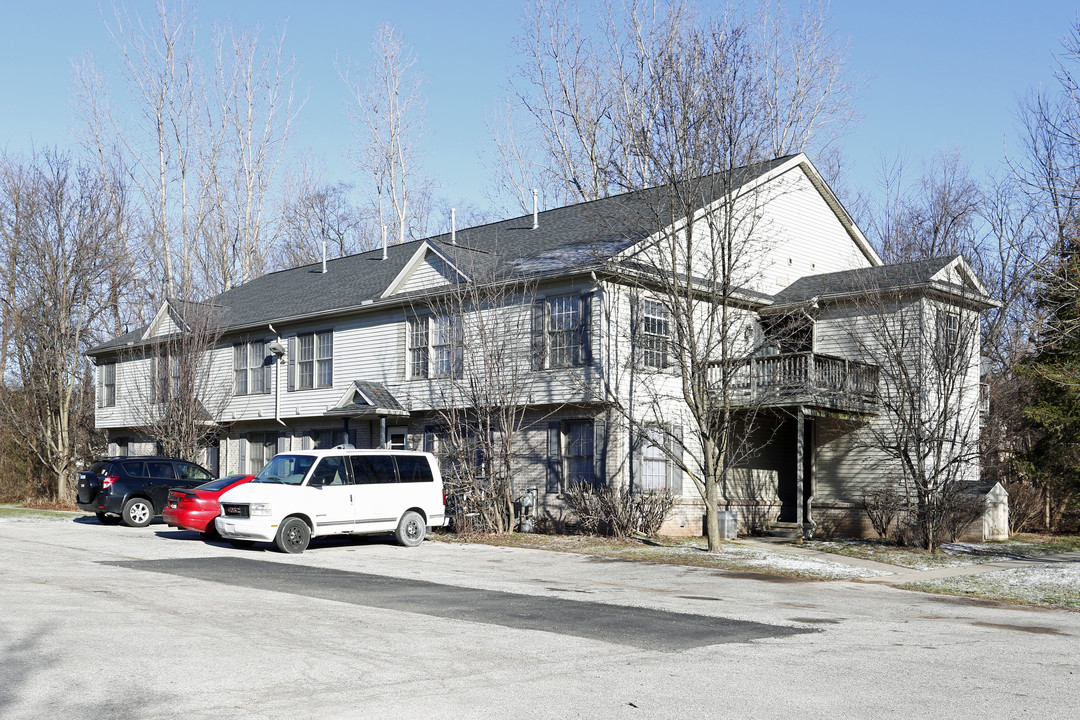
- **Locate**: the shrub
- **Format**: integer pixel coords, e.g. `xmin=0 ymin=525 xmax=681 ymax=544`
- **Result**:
xmin=562 ymin=483 xmax=674 ymax=538
xmin=861 ymin=487 xmax=903 ymax=540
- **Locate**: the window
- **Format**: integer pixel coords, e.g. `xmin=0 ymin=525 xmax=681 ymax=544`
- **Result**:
xmin=548 ymin=295 xmax=582 ymax=368
xmin=152 ymin=352 xmax=180 ymax=403
xmin=309 ymin=456 xmax=348 ymax=486
xmin=431 ymin=315 xmax=454 ymax=377
xmin=409 ymin=314 xmax=460 ymax=379
xmin=99 ymin=362 xmax=116 ymax=407
xmin=564 ymin=420 xmax=595 ymax=485
xmin=294 ymin=331 xmax=333 ymax=390
xmin=177 ymin=462 xmax=212 ymax=483
xmin=351 ymin=455 xmax=397 ymax=485
xmin=641 ymin=299 xmax=670 ymax=369
xmin=533 ymin=294 xmax=592 ymax=370
xmin=247 ymin=432 xmax=278 ymax=474
xmin=409 ymin=316 xmax=430 ymax=379
xmin=234 ymin=341 xmax=270 ymax=396
xmin=396 ymin=455 xmax=435 ymax=483
xmin=641 ymin=426 xmax=668 ymax=491
xmin=937 ymin=310 xmax=961 ymax=360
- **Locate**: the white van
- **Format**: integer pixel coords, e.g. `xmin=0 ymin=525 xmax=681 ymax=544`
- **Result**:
xmin=215 ymin=449 xmax=446 ymax=553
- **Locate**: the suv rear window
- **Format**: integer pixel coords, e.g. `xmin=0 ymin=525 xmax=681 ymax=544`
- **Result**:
xmin=121 ymin=461 xmax=146 ymax=476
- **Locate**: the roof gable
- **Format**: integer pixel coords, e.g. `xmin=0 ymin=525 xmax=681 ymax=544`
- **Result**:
xmin=143 ymin=301 xmax=181 ymax=340
xmin=382 ymin=241 xmax=470 ymax=298
xmin=931 ymin=256 xmax=991 ymax=298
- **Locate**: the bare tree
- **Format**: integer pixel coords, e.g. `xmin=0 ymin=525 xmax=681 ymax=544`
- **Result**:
xmin=846 ymin=278 xmax=986 ymax=550
xmin=340 ymin=24 xmax=432 ymax=246
xmin=0 ymin=151 xmax=127 ymax=503
xmin=489 ymin=0 xmax=856 ymax=214
xmin=121 ymin=300 xmax=231 ymax=461
xmin=75 ymin=1 xmax=299 ymax=304
xmin=203 ymin=22 xmax=300 ymax=290
xmin=501 ymin=0 xmax=856 ymax=550
xmin=276 ymin=161 xmax=370 ymax=268
xmin=410 ymin=256 xmax=540 ymax=534
xmin=74 ymin=0 xmax=201 ymax=304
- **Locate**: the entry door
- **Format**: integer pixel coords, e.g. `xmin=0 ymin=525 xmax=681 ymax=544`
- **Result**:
xmin=304 ymin=455 xmax=354 ymax=534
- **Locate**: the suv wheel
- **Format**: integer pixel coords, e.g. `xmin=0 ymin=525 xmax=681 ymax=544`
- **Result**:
xmin=121 ymin=498 xmax=153 ymax=527
xmin=95 ymin=512 xmax=121 ymax=525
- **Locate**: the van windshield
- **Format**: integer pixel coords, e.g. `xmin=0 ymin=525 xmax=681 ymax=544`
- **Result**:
xmin=253 ymin=455 xmax=314 ymax=485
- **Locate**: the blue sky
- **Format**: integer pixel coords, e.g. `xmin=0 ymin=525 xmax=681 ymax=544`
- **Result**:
xmin=0 ymin=0 xmax=1076 ymax=221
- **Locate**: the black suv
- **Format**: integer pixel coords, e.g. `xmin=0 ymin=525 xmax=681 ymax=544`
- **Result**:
xmin=77 ymin=457 xmax=215 ymax=527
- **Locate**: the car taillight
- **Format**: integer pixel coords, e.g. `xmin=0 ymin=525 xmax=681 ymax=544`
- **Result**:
xmin=102 ymin=475 xmax=118 ymax=489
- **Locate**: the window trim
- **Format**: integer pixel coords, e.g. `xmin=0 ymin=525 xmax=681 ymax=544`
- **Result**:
xmin=640 ymin=298 xmax=670 ymax=369
xmin=234 ymin=339 xmax=271 ymax=396
xmin=100 ymin=362 xmax=116 ymax=408
xmin=562 ymin=419 xmax=596 ymax=487
xmin=937 ymin=309 xmax=962 ymax=361
xmin=407 ymin=313 xmax=461 ymax=380
xmin=292 ymin=330 xmax=334 ymax=391
xmin=533 ymin=293 xmax=593 ymax=371
xmin=640 ymin=425 xmax=669 ymax=492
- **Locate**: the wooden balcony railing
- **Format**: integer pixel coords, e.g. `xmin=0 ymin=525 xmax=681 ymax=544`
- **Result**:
xmin=708 ymin=352 xmax=879 ymax=411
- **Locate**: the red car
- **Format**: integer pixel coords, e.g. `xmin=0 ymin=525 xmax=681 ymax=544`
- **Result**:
xmin=163 ymin=475 xmax=254 ymax=537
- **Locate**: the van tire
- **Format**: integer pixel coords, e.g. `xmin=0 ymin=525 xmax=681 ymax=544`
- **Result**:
xmin=275 ymin=517 xmax=310 ymax=554
xmin=395 ymin=511 xmax=426 ymax=547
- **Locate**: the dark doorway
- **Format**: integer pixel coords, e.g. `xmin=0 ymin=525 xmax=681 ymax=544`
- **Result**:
xmin=777 ymin=416 xmax=813 ymax=523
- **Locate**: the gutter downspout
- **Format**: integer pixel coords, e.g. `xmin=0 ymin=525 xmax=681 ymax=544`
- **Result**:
xmin=270 ymin=324 xmax=285 ymax=427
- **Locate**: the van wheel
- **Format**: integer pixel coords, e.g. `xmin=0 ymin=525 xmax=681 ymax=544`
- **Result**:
xmin=395 ymin=511 xmax=426 ymax=547
xmin=96 ymin=512 xmax=121 ymax=525
xmin=275 ymin=517 xmax=310 ymax=554
xmin=121 ymin=498 xmax=153 ymax=527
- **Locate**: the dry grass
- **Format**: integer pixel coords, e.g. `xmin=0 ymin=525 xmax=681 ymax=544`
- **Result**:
xmin=432 ymin=531 xmax=887 ymax=580
xmin=805 ymin=534 xmax=1080 ymax=570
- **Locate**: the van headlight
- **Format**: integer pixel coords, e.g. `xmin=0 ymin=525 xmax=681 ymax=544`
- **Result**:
xmin=249 ymin=503 xmax=272 ymax=516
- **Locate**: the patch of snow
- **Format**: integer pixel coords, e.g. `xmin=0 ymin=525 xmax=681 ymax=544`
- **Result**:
xmin=914 ymin=564 xmax=1080 ymax=608
xmin=682 ymin=545 xmax=891 ymax=579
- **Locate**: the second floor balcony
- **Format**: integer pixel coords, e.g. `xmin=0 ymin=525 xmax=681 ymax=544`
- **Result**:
xmin=708 ymin=352 xmax=880 ymax=414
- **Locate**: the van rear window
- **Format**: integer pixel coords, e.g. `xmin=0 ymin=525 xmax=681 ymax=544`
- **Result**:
xmin=395 ymin=456 xmax=434 ymax=483
xmin=350 ymin=456 xmax=397 ymax=485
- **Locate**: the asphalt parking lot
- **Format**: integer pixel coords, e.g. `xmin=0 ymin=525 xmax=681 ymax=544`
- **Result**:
xmin=2 ymin=517 xmax=1079 ymax=719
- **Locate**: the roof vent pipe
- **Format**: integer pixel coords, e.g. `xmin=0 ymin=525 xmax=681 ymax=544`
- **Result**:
xmin=322 ymin=241 xmax=327 ymax=273
xmin=532 ymin=189 xmax=539 ymax=230
xmin=451 ymin=207 xmax=457 ymax=245
xmin=381 ymin=224 xmax=388 ymax=261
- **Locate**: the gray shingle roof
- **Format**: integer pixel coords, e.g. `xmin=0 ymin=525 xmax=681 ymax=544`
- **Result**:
xmin=88 ymin=157 xmax=795 ymax=356
xmin=769 ymin=255 xmax=965 ymax=306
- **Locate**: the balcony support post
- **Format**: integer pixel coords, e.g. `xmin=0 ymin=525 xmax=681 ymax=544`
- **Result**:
xmin=796 ymin=407 xmax=805 ymax=545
